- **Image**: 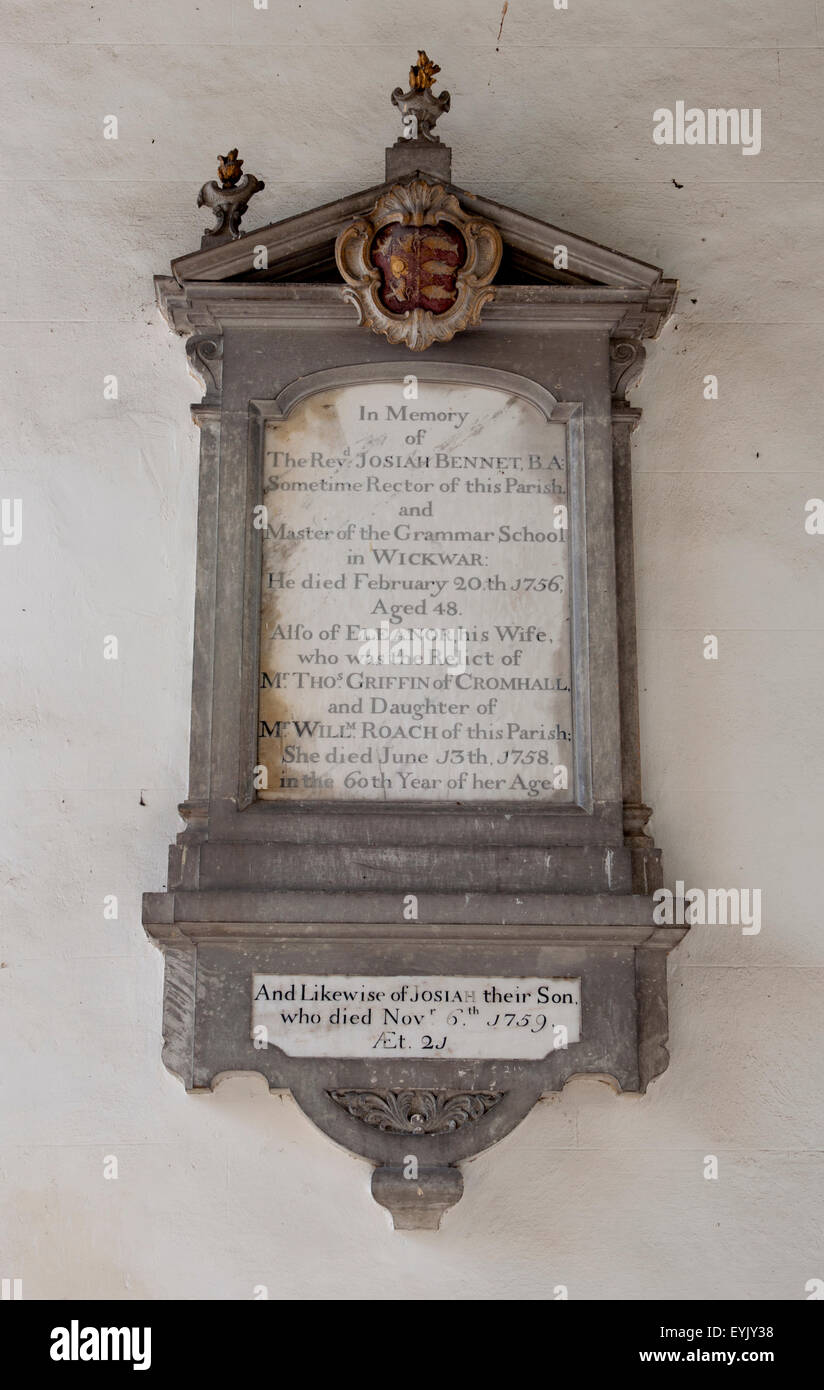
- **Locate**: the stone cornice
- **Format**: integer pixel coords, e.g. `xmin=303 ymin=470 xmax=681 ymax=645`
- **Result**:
xmin=155 ymin=275 xmax=675 ymax=337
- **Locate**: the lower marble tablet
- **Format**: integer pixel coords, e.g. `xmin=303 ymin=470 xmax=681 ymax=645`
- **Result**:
xmin=251 ymin=973 xmax=581 ymax=1058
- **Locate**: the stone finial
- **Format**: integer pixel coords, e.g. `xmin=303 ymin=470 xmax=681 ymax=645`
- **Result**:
xmin=391 ymin=51 xmax=451 ymax=142
xmin=197 ymin=149 xmax=265 ymax=247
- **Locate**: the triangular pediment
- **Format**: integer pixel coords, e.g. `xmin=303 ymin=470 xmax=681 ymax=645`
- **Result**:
xmin=166 ymin=171 xmax=674 ymax=298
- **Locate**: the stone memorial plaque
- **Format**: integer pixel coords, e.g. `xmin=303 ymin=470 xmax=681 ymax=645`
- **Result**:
xmin=258 ymin=380 xmax=573 ymax=802
xmin=252 ymin=974 xmax=581 ymax=1058
xmin=146 ymin=69 xmax=683 ymax=1227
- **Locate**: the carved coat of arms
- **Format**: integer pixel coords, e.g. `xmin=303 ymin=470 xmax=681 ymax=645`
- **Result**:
xmin=335 ymin=179 xmax=503 ymax=351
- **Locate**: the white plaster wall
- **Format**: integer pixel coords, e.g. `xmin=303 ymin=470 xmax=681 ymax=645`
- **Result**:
xmin=2 ymin=0 xmax=822 ymax=1300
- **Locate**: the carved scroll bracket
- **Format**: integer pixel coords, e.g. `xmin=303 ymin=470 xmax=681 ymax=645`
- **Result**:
xmin=185 ymin=334 xmax=223 ymax=402
xmin=610 ymin=337 xmax=647 ymax=404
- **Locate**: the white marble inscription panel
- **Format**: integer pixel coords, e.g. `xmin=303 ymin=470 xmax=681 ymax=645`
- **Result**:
xmin=258 ymin=381 xmax=572 ymax=801
xmin=251 ymin=974 xmax=581 ymax=1059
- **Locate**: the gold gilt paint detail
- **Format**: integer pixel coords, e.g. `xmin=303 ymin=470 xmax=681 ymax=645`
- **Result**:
xmin=409 ymin=51 xmax=440 ymax=92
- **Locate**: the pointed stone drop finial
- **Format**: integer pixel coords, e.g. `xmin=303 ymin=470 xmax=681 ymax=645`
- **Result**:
xmin=372 ymin=1164 xmax=464 ymax=1230
xmin=197 ymin=149 xmax=265 ymax=248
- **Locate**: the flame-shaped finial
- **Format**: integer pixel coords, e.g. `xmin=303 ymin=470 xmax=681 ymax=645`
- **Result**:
xmin=217 ymin=149 xmax=244 ymax=188
xmin=392 ymin=53 xmax=450 ymax=142
xmin=409 ymin=52 xmax=440 ymax=92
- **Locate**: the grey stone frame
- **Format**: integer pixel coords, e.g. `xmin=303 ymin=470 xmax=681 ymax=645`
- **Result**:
xmin=171 ymin=313 xmax=641 ymax=899
xmin=144 ymin=171 xmax=685 ymax=1227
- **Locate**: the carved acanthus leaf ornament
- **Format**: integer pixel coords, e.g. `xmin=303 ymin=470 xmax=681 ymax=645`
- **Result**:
xmin=329 ymin=1089 xmax=503 ymax=1134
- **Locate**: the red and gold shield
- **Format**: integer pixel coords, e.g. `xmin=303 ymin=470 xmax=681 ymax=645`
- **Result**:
xmin=371 ymin=222 xmax=467 ymax=315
